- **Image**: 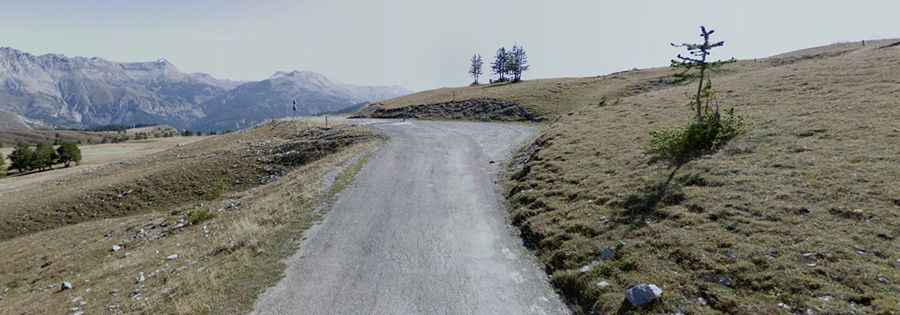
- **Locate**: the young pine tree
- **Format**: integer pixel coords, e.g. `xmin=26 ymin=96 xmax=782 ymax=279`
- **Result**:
xmin=670 ymin=26 xmax=735 ymax=122
xmin=648 ymin=26 xmax=745 ymax=188
xmin=469 ymin=53 xmax=483 ymax=85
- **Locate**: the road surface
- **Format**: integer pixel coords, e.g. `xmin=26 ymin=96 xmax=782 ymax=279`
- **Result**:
xmin=253 ymin=120 xmax=568 ymax=315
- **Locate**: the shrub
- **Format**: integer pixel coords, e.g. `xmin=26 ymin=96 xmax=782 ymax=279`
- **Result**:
xmin=187 ymin=209 xmax=216 ymax=225
xmin=649 ymin=109 xmax=745 ymax=183
xmin=0 ymin=152 xmax=6 ymax=177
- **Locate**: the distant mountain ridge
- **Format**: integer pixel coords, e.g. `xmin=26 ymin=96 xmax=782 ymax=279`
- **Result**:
xmin=0 ymin=47 xmax=410 ymax=130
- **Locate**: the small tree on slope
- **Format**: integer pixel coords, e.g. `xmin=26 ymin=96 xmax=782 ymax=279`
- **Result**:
xmin=670 ymin=26 xmax=735 ymax=123
xmin=648 ymin=26 xmax=745 ymax=190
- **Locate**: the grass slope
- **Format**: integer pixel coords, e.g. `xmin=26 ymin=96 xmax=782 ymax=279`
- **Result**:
xmin=376 ymin=39 xmax=900 ymax=314
xmin=505 ymin=41 xmax=900 ymax=314
xmin=0 ymin=121 xmax=379 ymax=314
xmin=373 ymin=68 xmax=677 ymax=120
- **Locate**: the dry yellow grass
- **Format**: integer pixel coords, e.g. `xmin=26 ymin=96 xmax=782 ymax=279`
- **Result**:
xmin=0 ymin=136 xmax=206 ymax=195
xmin=0 ymin=121 xmax=380 ymax=314
xmin=501 ymin=40 xmax=900 ymax=314
xmin=375 ymin=39 xmax=900 ymax=314
xmin=376 ymin=68 xmax=677 ymax=119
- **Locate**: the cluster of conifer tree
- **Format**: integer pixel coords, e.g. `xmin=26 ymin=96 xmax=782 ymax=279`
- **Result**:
xmin=468 ymin=44 xmax=529 ymax=85
xmin=6 ymin=143 xmax=82 ymax=174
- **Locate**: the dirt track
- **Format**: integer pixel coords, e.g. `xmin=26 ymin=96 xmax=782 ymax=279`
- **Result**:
xmin=254 ymin=120 xmax=568 ymax=315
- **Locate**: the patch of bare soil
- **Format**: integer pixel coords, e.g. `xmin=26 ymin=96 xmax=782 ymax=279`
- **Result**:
xmin=0 ymin=121 xmax=379 ymax=314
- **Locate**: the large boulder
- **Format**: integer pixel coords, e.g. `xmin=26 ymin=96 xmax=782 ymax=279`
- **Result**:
xmin=625 ymin=283 xmax=662 ymax=307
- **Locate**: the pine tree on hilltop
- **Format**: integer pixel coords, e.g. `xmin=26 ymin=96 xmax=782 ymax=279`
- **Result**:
xmin=491 ymin=47 xmax=509 ymax=82
xmin=507 ymin=44 xmax=529 ymax=82
xmin=469 ymin=53 xmax=483 ymax=85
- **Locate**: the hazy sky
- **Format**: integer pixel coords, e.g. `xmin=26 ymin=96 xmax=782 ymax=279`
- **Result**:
xmin=3 ymin=1 xmax=899 ymax=91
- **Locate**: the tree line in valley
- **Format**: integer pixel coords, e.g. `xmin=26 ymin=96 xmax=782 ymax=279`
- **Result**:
xmin=0 ymin=142 xmax=82 ymax=177
xmin=468 ymin=44 xmax=529 ymax=85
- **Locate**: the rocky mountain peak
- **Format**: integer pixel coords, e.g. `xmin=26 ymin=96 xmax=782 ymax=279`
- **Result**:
xmin=0 ymin=47 xmax=410 ymax=131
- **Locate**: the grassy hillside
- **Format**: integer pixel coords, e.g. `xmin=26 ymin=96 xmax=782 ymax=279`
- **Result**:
xmin=0 ymin=121 xmax=379 ymax=314
xmin=379 ymin=40 xmax=900 ymax=314
xmin=373 ymin=69 xmax=674 ymax=119
xmin=0 ymin=128 xmax=126 ymax=147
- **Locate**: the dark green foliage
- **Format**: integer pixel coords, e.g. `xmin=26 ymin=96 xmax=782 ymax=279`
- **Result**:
xmin=649 ymin=109 xmax=745 ymax=170
xmin=181 ymin=130 xmax=194 ymax=137
xmin=33 ymin=143 xmax=57 ymax=170
xmin=187 ymin=208 xmax=216 ymax=225
xmin=56 ymin=143 xmax=82 ymax=167
xmin=9 ymin=144 xmax=34 ymax=173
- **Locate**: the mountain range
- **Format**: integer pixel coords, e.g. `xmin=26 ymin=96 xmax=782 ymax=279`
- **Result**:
xmin=0 ymin=47 xmax=409 ymax=131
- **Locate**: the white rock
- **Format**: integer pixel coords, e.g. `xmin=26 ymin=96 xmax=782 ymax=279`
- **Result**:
xmin=166 ymin=254 xmax=178 ymax=261
xmin=61 ymin=281 xmax=73 ymax=291
xmin=111 ymin=245 xmax=122 ymax=252
xmin=596 ymin=281 xmax=610 ymax=288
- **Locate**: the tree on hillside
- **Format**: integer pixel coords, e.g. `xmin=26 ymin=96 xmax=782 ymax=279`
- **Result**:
xmin=641 ymin=26 xmax=745 ymax=208
xmin=56 ymin=143 xmax=82 ymax=168
xmin=33 ymin=143 xmax=57 ymax=171
xmin=491 ymin=47 xmax=509 ymax=82
xmin=670 ymin=26 xmax=735 ymax=122
xmin=469 ymin=53 xmax=484 ymax=85
xmin=9 ymin=144 xmax=34 ymax=173
xmin=507 ymin=45 xmax=529 ymax=82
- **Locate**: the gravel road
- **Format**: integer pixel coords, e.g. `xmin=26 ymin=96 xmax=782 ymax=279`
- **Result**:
xmin=253 ymin=120 xmax=568 ymax=315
